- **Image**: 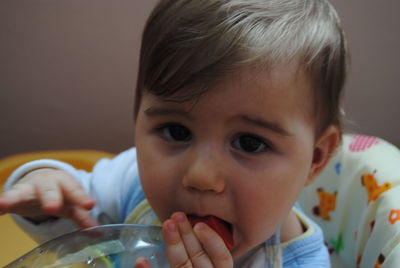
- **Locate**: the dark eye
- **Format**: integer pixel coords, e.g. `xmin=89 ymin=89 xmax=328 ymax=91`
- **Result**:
xmin=232 ymin=134 xmax=268 ymax=153
xmin=161 ymin=124 xmax=192 ymax=142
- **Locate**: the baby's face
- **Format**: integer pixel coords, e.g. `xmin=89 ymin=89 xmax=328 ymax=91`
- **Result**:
xmin=135 ymin=65 xmax=318 ymax=258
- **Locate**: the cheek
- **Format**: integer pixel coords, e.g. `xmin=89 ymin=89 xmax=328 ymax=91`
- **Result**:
xmin=136 ymin=144 xmax=177 ymax=221
xmin=234 ymin=179 xmax=298 ymax=227
xmin=231 ymin=159 xmax=311 ymax=248
xmin=229 ymin=185 xmax=282 ymax=256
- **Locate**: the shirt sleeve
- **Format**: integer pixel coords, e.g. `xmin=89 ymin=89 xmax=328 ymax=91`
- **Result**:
xmin=4 ymin=148 xmax=140 ymax=243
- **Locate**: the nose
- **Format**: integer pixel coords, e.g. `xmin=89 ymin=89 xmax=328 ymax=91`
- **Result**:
xmin=182 ymin=148 xmax=226 ymax=193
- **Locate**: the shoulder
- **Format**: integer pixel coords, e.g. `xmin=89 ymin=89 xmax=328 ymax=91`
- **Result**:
xmin=99 ymin=148 xmax=147 ymax=222
xmin=90 ymin=147 xmax=138 ymax=184
xmin=89 ymin=147 xmax=143 ymax=223
xmin=281 ymin=208 xmax=330 ymax=267
xmin=94 ymin=147 xmax=137 ymax=169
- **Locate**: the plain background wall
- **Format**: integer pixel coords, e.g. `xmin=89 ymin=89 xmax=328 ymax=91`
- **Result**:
xmin=1 ymin=0 xmax=399 ymax=158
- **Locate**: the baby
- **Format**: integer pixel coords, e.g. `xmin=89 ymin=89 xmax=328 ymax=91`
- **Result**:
xmin=0 ymin=0 xmax=348 ymax=267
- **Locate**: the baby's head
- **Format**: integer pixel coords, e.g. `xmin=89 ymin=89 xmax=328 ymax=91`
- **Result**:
xmin=133 ymin=0 xmax=347 ymax=259
xmin=134 ymin=0 xmax=348 ymax=137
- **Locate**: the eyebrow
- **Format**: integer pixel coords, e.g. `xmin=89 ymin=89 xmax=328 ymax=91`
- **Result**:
xmin=239 ymin=115 xmax=292 ymax=137
xmin=144 ymin=107 xmax=193 ymax=119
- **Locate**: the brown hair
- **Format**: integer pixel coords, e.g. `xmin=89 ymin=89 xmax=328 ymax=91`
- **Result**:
xmin=134 ymin=0 xmax=348 ymax=136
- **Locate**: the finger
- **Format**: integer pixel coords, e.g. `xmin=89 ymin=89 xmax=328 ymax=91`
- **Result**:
xmin=193 ymin=223 xmax=233 ymax=268
xmin=0 ymin=192 xmax=14 ymax=214
xmin=0 ymin=183 xmax=36 ymax=212
xmin=60 ymin=179 xmax=95 ymax=210
xmin=163 ymin=219 xmax=193 ymax=268
xmin=134 ymin=257 xmax=152 ymax=268
xmin=35 ymin=180 xmax=64 ymax=214
xmin=70 ymin=206 xmax=98 ymax=229
xmin=0 ymin=190 xmax=20 ymax=211
xmin=171 ymin=212 xmax=211 ymax=267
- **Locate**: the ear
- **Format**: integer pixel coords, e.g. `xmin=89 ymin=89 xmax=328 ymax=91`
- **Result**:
xmin=306 ymin=125 xmax=340 ymax=186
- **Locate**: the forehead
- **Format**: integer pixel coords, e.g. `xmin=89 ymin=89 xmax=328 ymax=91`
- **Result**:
xmin=219 ymin=65 xmax=312 ymax=120
xmin=140 ymin=64 xmax=314 ymax=128
xmin=202 ymin=64 xmax=311 ymax=117
xmin=225 ymin=64 xmax=311 ymax=103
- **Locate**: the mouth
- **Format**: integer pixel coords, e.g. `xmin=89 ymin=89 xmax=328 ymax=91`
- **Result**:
xmin=187 ymin=215 xmax=234 ymax=250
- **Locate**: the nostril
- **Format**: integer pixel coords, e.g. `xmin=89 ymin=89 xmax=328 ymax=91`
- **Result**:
xmin=182 ymin=153 xmax=227 ymax=193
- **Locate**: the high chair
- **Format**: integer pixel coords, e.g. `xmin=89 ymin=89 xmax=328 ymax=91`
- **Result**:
xmin=298 ymin=134 xmax=400 ymax=267
xmin=0 ymin=150 xmax=115 ymax=267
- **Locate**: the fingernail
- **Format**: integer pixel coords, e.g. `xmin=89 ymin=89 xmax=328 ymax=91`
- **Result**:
xmin=167 ymin=221 xmax=177 ymax=232
xmin=173 ymin=212 xmax=186 ymax=223
xmin=194 ymin=222 xmax=206 ymax=231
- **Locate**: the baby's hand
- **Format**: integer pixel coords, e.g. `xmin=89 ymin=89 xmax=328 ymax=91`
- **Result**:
xmin=134 ymin=212 xmax=233 ymax=268
xmin=0 ymin=168 xmax=98 ymax=229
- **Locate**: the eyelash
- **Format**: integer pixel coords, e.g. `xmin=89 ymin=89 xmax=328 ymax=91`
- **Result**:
xmin=231 ymin=133 xmax=272 ymax=153
xmin=155 ymin=123 xmax=273 ymax=153
xmin=156 ymin=123 xmax=192 ymax=142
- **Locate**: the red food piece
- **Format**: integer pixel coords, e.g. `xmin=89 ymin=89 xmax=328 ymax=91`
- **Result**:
xmin=188 ymin=215 xmax=234 ymax=250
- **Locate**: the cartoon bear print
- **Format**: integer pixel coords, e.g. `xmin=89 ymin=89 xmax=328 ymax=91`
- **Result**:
xmin=361 ymin=171 xmax=392 ymax=203
xmin=313 ymin=188 xmax=337 ymax=221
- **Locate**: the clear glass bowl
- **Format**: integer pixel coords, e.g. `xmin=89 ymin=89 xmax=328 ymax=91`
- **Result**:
xmin=5 ymin=224 xmax=169 ymax=268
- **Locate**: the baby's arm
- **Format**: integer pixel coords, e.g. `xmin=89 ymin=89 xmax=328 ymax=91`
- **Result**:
xmin=0 ymin=148 xmax=138 ymax=243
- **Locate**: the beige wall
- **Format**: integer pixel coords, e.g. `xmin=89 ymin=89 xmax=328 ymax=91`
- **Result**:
xmin=1 ymin=0 xmax=399 ymax=158
xmin=333 ymin=0 xmax=400 ymax=145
